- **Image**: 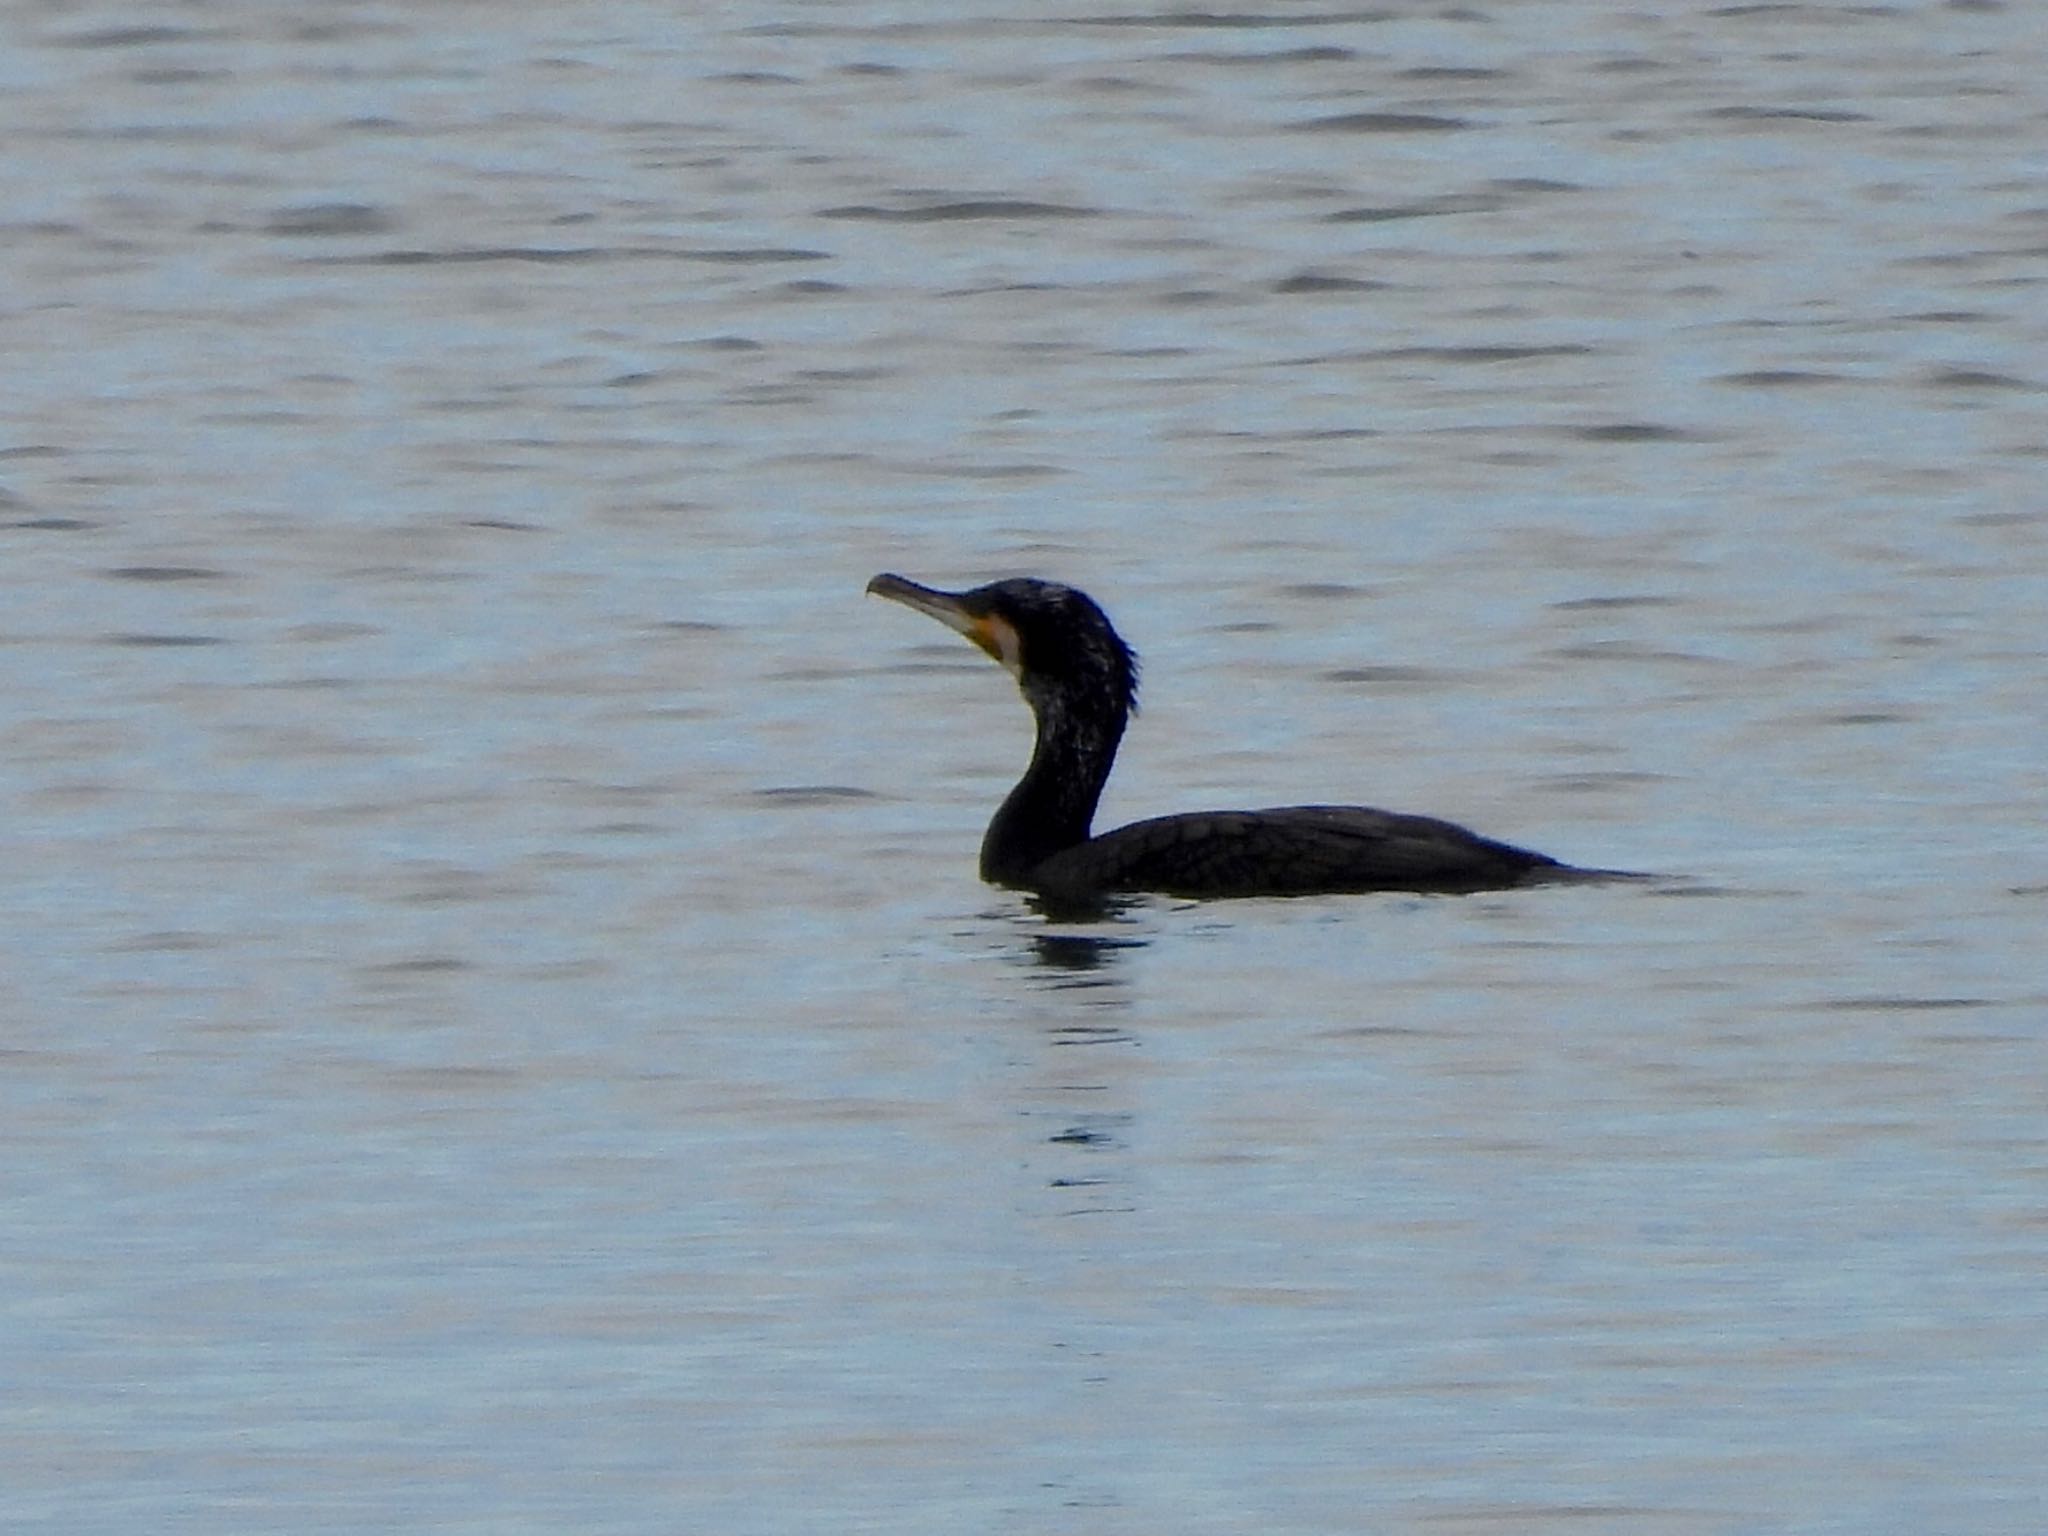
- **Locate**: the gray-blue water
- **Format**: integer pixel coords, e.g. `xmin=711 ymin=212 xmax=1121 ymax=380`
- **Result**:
xmin=4 ymin=4 xmax=2045 ymax=1532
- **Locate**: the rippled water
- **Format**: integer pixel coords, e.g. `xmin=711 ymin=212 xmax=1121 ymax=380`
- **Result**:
xmin=5 ymin=4 xmax=2046 ymax=1532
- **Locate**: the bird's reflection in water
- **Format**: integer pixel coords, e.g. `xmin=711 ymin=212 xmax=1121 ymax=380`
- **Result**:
xmin=1029 ymin=930 xmax=1145 ymax=975
xmin=1025 ymin=930 xmax=1140 ymax=1047
xmin=1022 ymin=930 xmax=1145 ymax=1046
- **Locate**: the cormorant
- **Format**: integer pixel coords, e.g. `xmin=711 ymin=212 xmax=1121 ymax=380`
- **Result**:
xmin=867 ymin=573 xmax=1639 ymax=902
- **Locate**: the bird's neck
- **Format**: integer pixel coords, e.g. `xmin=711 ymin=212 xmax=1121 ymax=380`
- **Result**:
xmin=980 ymin=687 xmax=1126 ymax=886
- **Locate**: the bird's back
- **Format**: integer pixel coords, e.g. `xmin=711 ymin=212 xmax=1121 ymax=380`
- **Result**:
xmin=1024 ymin=804 xmax=1570 ymax=901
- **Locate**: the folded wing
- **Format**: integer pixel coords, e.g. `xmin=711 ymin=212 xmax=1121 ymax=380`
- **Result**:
xmin=1029 ymin=804 xmax=1565 ymax=900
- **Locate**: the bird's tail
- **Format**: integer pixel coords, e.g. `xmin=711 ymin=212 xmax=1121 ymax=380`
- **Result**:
xmin=1538 ymin=863 xmax=1667 ymax=886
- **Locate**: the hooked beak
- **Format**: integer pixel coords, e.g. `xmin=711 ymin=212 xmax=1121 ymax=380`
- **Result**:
xmin=867 ymin=573 xmax=1022 ymax=676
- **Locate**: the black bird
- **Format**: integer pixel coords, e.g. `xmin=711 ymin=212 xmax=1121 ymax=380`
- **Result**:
xmin=868 ymin=574 xmax=1640 ymax=903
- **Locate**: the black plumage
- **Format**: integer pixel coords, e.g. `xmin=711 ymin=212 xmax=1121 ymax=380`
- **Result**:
xmin=867 ymin=573 xmax=1636 ymax=902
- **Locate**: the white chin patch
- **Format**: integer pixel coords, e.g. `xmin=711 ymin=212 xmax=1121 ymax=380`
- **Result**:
xmin=986 ymin=617 xmax=1024 ymax=679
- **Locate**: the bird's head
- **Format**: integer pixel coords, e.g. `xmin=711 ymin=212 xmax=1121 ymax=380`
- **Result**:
xmin=867 ymin=573 xmax=1138 ymax=720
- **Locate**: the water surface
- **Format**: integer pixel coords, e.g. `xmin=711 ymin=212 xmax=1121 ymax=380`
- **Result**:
xmin=4 ymin=4 xmax=2045 ymax=1532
